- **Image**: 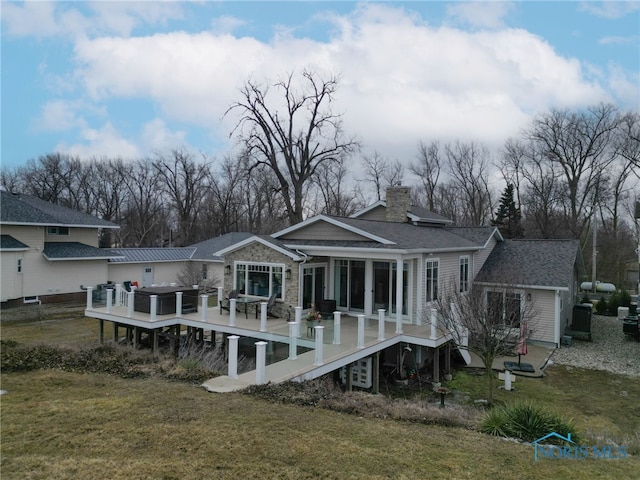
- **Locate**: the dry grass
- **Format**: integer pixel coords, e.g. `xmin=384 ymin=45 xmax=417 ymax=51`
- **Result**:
xmin=3 ymin=370 xmax=640 ymax=480
xmin=2 ymin=303 xmax=640 ymax=479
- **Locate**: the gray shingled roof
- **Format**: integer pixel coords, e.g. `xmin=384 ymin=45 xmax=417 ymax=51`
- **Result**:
xmin=108 ymin=247 xmax=196 ymax=263
xmin=1 ymin=235 xmax=29 ymax=250
xmin=408 ymin=205 xmax=453 ymax=224
xmin=296 ymin=216 xmax=493 ymax=251
xmin=43 ymin=242 xmax=124 ymax=260
xmin=189 ymin=232 xmax=254 ymax=260
xmin=475 ymin=239 xmax=582 ymax=288
xmin=1 ymin=191 xmax=118 ymax=228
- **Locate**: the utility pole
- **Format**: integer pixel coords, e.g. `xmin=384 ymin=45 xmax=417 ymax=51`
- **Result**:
xmin=592 ymin=213 xmax=597 ymax=295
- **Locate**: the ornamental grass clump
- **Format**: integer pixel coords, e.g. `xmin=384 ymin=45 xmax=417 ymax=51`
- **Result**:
xmin=481 ymin=401 xmax=580 ymax=444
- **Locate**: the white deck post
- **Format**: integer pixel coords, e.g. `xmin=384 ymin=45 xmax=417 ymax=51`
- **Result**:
xmin=106 ymin=289 xmax=113 ymax=313
xmin=255 ymin=341 xmax=268 ymax=384
xmin=357 ymin=314 xmax=365 ymax=349
xmin=217 ymin=287 xmax=223 ymax=308
xmin=228 ymin=335 xmax=239 ymax=379
xmin=260 ymin=302 xmax=267 ymax=332
xmin=127 ymin=291 xmax=134 ymax=318
xmin=430 ymin=308 xmax=437 ymax=339
xmin=150 ymin=295 xmax=158 ymax=321
xmin=114 ymin=284 xmax=122 ymax=306
xmin=314 ymin=326 xmax=325 ymax=365
xmin=288 ymin=322 xmax=297 ymax=360
xmin=229 ymin=299 xmax=237 ymax=326
xmin=377 ymin=309 xmax=386 ymax=341
xmin=332 ymin=311 xmax=341 ymax=345
xmin=201 ymin=295 xmax=208 ymax=321
xmin=86 ymin=287 xmax=93 ymax=310
xmin=175 ymin=292 xmax=183 ymax=317
xmin=395 ymin=308 xmax=403 ymax=334
xmin=295 ymin=306 xmax=303 ymax=337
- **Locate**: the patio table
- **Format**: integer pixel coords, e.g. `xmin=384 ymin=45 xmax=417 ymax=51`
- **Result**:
xmin=235 ymin=297 xmax=261 ymax=319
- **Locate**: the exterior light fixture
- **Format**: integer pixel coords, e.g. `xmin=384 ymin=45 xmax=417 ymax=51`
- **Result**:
xmin=286 ymin=269 xmax=292 ymax=280
xmin=225 ymin=265 xmax=231 ymax=275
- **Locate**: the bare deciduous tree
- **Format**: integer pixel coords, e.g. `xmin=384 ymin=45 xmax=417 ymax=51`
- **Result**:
xmin=411 ymin=140 xmax=442 ymax=212
xmin=432 ymin=279 xmax=538 ymax=405
xmin=226 ymin=70 xmax=360 ymax=225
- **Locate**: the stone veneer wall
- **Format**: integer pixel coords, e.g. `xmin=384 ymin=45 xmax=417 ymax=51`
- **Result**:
xmin=385 ymin=186 xmax=411 ymax=223
xmin=222 ymin=242 xmax=298 ymax=319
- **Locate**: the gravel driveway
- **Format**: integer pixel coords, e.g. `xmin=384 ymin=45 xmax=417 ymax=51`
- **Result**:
xmin=549 ymin=314 xmax=640 ymax=378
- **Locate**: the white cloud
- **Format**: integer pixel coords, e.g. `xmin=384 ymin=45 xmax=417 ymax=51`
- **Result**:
xmin=56 ymin=122 xmax=141 ymax=159
xmin=599 ymin=35 xmax=639 ymax=45
xmin=446 ymin=1 xmax=515 ymax=29
xmin=210 ymin=15 xmax=247 ymax=34
xmin=44 ymin=3 xmax=627 ymax=164
xmin=1 ymin=0 xmax=184 ymax=39
xmin=140 ymin=118 xmax=188 ymax=153
xmin=32 ymin=100 xmax=87 ymax=132
xmin=579 ymin=1 xmax=640 ymax=19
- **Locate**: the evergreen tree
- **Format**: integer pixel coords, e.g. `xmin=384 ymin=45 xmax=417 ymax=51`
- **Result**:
xmin=492 ymin=184 xmax=524 ymax=238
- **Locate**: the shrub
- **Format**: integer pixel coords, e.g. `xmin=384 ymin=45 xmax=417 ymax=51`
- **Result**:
xmin=595 ymin=295 xmax=608 ymax=315
xmin=481 ymin=401 xmax=580 ymax=443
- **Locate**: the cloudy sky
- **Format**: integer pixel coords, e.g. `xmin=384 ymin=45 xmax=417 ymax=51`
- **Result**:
xmin=2 ymin=1 xmax=639 ymax=170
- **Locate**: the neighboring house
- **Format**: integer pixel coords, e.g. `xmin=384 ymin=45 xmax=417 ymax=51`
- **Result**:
xmin=214 ymin=186 xmax=584 ymax=347
xmin=0 ymin=191 xmax=121 ymax=306
xmin=107 ymin=248 xmax=197 ymax=288
xmin=106 ymin=234 xmax=251 ymax=290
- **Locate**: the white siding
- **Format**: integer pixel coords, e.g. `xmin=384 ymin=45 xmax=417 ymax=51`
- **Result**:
xmin=473 ymin=235 xmax=498 ymax=278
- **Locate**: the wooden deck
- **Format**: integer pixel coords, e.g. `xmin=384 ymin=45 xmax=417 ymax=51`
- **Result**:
xmin=85 ymin=302 xmax=454 ymax=392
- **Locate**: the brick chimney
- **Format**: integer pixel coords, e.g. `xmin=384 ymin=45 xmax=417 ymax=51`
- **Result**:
xmin=385 ymin=186 xmax=411 ymax=223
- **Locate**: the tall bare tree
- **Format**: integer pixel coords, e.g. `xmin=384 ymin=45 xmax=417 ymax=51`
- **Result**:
xmin=444 ymin=141 xmax=494 ymax=226
xmin=411 ymin=140 xmax=442 ymax=212
xmin=360 ymin=152 xmax=405 ymax=202
xmin=152 ymin=149 xmax=211 ymax=245
xmin=226 ymin=70 xmax=359 ymax=225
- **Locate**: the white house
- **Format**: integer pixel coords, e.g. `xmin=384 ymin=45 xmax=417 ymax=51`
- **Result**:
xmin=0 ymin=191 xmax=120 ymax=306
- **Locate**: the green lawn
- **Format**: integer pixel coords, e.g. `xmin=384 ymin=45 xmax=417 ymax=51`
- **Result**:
xmin=1 ymin=306 xmax=639 ymax=479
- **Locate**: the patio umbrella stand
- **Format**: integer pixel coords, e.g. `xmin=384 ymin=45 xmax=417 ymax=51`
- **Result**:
xmin=504 ymin=322 xmax=535 ymax=373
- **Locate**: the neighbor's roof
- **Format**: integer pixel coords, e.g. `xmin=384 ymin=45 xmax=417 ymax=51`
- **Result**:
xmin=0 ymin=191 xmax=119 ymax=228
xmin=108 ymin=247 xmax=196 ymax=264
xmin=0 ymin=234 xmax=29 ymax=251
xmin=43 ymin=242 xmax=124 ymax=261
xmin=189 ymin=232 xmax=254 ymax=261
xmin=277 ymin=215 xmax=497 ymax=252
xmin=475 ymin=239 xmax=583 ymax=289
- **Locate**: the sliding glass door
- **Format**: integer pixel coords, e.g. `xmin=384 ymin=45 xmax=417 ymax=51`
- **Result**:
xmin=334 ymin=259 xmax=365 ymax=311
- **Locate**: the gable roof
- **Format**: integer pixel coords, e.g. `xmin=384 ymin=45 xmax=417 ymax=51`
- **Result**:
xmin=475 ymin=239 xmax=583 ymax=290
xmin=0 ymin=235 xmax=29 ymax=251
xmin=276 ymin=215 xmax=495 ymax=253
xmin=189 ymin=232 xmax=255 ymax=261
xmin=43 ymin=242 xmax=124 ymax=261
xmin=108 ymin=247 xmax=196 ymax=264
xmin=216 ymin=234 xmax=304 ymax=260
xmin=0 ymin=191 xmax=118 ymax=228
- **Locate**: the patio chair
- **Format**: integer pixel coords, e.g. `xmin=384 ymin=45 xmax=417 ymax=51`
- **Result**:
xmin=266 ymin=293 xmax=278 ymax=318
xmin=219 ymin=290 xmax=239 ymax=314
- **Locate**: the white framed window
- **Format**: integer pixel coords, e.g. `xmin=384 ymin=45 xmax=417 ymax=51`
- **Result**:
xmin=425 ymin=258 xmax=439 ymax=302
xmin=459 ymin=256 xmax=470 ymax=293
xmin=17 ymin=258 xmax=23 ymax=274
xmin=234 ymin=262 xmax=284 ymax=300
xmin=47 ymin=226 xmax=69 ymax=236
